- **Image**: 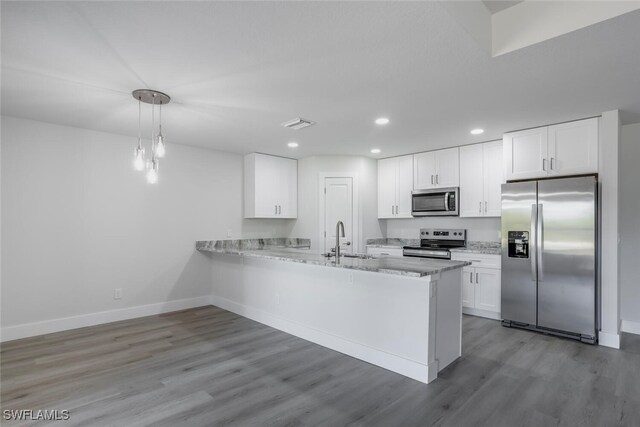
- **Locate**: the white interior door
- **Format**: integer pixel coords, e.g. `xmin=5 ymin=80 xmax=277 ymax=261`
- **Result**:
xmin=324 ymin=177 xmax=354 ymax=254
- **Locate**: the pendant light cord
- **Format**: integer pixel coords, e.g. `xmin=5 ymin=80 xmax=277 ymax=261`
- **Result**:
xmin=137 ymin=97 xmax=142 ymax=149
xmin=151 ymin=94 xmax=156 ymax=158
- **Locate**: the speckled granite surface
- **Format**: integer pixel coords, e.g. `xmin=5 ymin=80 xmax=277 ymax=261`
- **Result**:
xmin=196 ymin=245 xmax=470 ymax=277
xmin=196 ymin=238 xmax=311 ymax=252
xmin=450 ymin=241 xmax=501 ymax=255
xmin=365 ymin=238 xmax=420 ymax=248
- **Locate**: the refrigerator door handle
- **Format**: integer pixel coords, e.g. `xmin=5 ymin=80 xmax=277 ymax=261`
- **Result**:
xmin=537 ymin=203 xmax=544 ymax=280
xmin=531 ymin=204 xmax=537 ymax=282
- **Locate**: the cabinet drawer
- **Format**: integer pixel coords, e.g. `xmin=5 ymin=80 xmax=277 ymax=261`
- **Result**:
xmin=366 ymin=247 xmax=404 ymax=257
xmin=450 ymin=253 xmax=501 ymax=269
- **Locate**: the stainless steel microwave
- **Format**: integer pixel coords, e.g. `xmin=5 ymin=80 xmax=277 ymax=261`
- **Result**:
xmin=411 ymin=187 xmax=459 ymax=216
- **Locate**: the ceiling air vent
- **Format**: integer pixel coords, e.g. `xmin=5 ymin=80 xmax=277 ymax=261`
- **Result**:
xmin=281 ymin=117 xmax=316 ymax=130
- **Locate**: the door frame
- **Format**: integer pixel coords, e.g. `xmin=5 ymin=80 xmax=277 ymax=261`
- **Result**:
xmin=318 ymin=172 xmax=360 ymax=254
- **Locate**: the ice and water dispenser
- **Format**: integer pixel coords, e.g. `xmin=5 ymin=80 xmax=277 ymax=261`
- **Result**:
xmin=507 ymin=231 xmax=529 ymax=258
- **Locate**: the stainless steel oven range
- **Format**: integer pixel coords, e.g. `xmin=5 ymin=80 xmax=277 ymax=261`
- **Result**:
xmin=403 ymin=228 xmax=466 ymax=260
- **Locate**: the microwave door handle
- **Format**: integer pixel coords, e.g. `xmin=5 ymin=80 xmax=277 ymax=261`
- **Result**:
xmin=444 ymin=192 xmax=449 ymax=211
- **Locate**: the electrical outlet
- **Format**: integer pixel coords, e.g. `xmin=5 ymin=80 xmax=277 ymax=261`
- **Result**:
xmin=498 ymin=231 xmax=502 ymax=239
xmin=348 ymin=272 xmax=354 ymax=284
xmin=227 ymin=229 xmax=233 ymax=238
xmin=114 ymin=288 xmax=123 ymax=300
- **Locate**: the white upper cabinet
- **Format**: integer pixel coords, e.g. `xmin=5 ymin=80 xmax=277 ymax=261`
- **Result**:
xmin=413 ymin=151 xmax=436 ymax=189
xmin=460 ymin=141 xmax=503 ymax=217
xmin=378 ymin=155 xmax=413 ymax=219
xmin=548 ymin=117 xmax=598 ymax=177
xmin=244 ymin=153 xmax=297 ymax=219
xmin=504 ymin=117 xmax=598 ymax=181
xmin=396 ymin=155 xmax=414 ymax=217
xmin=459 ymin=144 xmax=484 ymax=217
xmin=377 ymin=157 xmax=397 ymax=219
xmin=413 ymin=147 xmax=459 ymax=189
xmin=483 ymin=141 xmax=503 ymax=217
xmin=503 ymin=127 xmax=548 ymax=181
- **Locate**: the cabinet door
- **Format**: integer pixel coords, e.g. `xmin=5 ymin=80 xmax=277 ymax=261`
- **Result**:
xmin=474 ymin=267 xmax=501 ymax=313
xmin=413 ymin=152 xmax=436 ymax=190
xmin=462 ymin=267 xmax=475 ymax=309
xmin=434 ymin=147 xmax=460 ymax=188
xmin=483 ymin=140 xmax=503 ymax=217
xmin=396 ymin=155 xmax=414 ymax=218
xmin=378 ymin=158 xmax=397 ymax=218
xmin=459 ymin=144 xmax=484 ymax=217
xmin=277 ymin=157 xmax=298 ymax=218
xmin=503 ymin=127 xmax=548 ymax=181
xmin=548 ymin=118 xmax=598 ymax=176
xmin=254 ymin=154 xmax=279 ymax=217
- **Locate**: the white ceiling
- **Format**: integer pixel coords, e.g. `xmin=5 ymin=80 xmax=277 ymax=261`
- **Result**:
xmin=482 ymin=1 xmax=524 ymax=15
xmin=2 ymin=2 xmax=640 ymax=159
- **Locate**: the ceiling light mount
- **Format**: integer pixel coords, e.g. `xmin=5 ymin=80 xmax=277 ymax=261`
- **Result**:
xmin=470 ymin=128 xmax=484 ymax=135
xmin=132 ymin=89 xmax=171 ymax=105
xmin=375 ymin=117 xmax=390 ymax=125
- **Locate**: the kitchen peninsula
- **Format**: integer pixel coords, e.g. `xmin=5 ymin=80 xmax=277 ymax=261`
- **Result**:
xmin=197 ymin=239 xmax=470 ymax=383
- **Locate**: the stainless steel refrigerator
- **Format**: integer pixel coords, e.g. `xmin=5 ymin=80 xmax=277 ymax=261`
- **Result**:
xmin=501 ymin=175 xmax=597 ymax=344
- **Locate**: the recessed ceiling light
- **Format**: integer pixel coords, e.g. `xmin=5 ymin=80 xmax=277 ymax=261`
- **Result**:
xmin=375 ymin=118 xmax=389 ymax=125
xmin=470 ymin=128 xmax=484 ymax=135
xmin=371 ymin=148 xmax=381 ymax=154
xmin=287 ymin=142 xmax=299 ymax=148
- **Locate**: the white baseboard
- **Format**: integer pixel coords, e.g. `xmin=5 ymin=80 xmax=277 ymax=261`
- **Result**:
xmin=462 ymin=307 xmax=501 ymax=321
xmin=621 ymin=319 xmax=640 ymax=336
xmin=598 ymin=330 xmax=620 ymax=349
xmin=0 ymin=295 xmax=213 ymax=343
xmin=210 ymin=295 xmax=432 ymax=384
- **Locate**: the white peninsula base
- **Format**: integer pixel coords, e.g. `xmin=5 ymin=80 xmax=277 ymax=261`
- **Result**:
xmin=209 ymin=254 xmax=463 ymax=384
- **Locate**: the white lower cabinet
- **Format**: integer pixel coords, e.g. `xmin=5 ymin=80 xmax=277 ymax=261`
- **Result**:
xmin=366 ymin=247 xmax=404 ymax=257
xmin=452 ymin=253 xmax=501 ymax=320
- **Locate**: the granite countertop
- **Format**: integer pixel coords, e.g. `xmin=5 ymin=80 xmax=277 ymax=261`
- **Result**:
xmin=449 ymin=241 xmax=501 ymax=255
xmin=196 ymin=242 xmax=470 ymax=278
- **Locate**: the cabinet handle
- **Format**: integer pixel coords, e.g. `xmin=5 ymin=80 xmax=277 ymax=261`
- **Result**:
xmin=484 ymin=201 xmax=488 ymax=213
xmin=436 ymin=174 xmax=439 ymax=185
xmin=479 ymin=202 xmax=482 ymax=214
xmin=470 ymin=272 xmax=473 ymax=283
xmin=550 ymin=157 xmax=555 ymax=170
xmin=391 ymin=205 xmax=394 ymax=215
xmin=396 ymin=205 xmax=399 ymax=215
xmin=542 ymin=158 xmax=547 ymax=171
xmin=431 ymin=175 xmax=434 ymax=185
xmin=275 ymin=205 xmax=278 ymax=214
xmin=476 ymin=272 xmax=479 ymax=284
xmin=278 ymin=205 xmax=281 ymax=215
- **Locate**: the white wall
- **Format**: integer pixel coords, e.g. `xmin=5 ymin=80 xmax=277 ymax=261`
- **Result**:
xmin=290 ymin=156 xmax=383 ymax=253
xmin=620 ymin=122 xmax=640 ymax=330
xmin=0 ymin=117 xmax=294 ymax=332
xmin=384 ymin=217 xmax=501 ymax=242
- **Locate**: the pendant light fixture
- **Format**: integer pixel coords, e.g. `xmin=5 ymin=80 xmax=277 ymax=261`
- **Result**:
xmin=132 ymin=89 xmax=170 ymax=184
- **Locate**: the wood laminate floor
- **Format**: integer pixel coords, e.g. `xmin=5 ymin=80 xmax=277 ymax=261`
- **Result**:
xmin=2 ymin=306 xmax=639 ymax=426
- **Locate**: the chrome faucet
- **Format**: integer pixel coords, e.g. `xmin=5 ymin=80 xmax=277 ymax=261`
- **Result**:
xmin=335 ymin=221 xmax=345 ymax=260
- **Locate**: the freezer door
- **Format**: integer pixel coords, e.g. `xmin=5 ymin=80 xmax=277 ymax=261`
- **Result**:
xmin=537 ymin=176 xmax=596 ymax=337
xmin=501 ymin=181 xmax=538 ymax=325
